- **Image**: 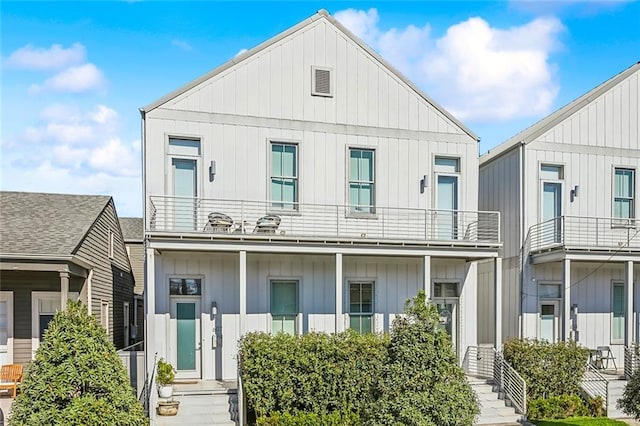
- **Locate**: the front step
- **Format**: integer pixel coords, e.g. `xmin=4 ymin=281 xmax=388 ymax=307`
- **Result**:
xmin=470 ymin=378 xmax=523 ymax=425
xmin=155 ymin=392 xmax=238 ymax=425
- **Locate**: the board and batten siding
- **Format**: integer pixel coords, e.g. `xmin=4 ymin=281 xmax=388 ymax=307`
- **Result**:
xmin=153 ymin=251 xmax=477 ymax=380
xmin=126 ymin=242 xmax=145 ymax=295
xmin=74 ymin=199 xmax=134 ymax=350
xmin=161 ymin=19 xmax=466 ymax=135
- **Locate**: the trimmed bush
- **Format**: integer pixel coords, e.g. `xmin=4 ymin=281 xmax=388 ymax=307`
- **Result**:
xmin=618 ymin=368 xmax=640 ymax=419
xmin=503 ymin=338 xmax=589 ymax=399
xmin=9 ymin=300 xmax=146 ymax=426
xmin=257 ymin=409 xmax=360 ymax=425
xmin=527 ymin=395 xmax=591 ymax=420
xmin=239 ymin=330 xmax=388 ymax=418
xmin=363 ymin=291 xmax=480 ymax=426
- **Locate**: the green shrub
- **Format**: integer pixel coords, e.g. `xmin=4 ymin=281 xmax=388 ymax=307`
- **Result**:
xmin=239 ymin=329 xmax=388 ymax=418
xmin=257 ymin=409 xmax=360 ymax=425
xmin=618 ymin=368 xmax=640 ymax=419
xmin=362 ymin=291 xmax=480 ymax=426
xmin=527 ymin=395 xmax=591 ymax=420
xmin=503 ymin=338 xmax=589 ymax=399
xmin=156 ymin=358 xmax=175 ymax=386
xmin=9 ymin=300 xmax=146 ymax=426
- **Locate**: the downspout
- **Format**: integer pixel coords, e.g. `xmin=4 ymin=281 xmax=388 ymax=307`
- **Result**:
xmin=87 ymin=269 xmax=93 ymax=316
xmin=519 ymin=142 xmax=525 ymax=339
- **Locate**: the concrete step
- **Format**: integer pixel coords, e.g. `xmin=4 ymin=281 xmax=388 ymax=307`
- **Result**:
xmin=471 ymin=381 xmax=522 ymax=426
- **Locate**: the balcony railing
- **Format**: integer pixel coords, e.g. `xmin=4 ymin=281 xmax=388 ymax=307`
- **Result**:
xmin=148 ymin=196 xmax=501 ymax=245
xmin=529 ymin=216 xmax=640 ymax=253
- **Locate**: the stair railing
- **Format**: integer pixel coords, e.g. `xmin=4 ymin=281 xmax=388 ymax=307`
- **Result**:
xmin=494 ymin=351 xmax=527 ymax=416
xmin=462 ymin=345 xmax=495 ymax=379
xmin=581 ymin=363 xmax=609 ymax=415
xmin=625 ymin=344 xmax=640 ymax=379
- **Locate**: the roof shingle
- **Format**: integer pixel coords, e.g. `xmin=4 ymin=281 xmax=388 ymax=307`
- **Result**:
xmin=119 ymin=217 xmax=143 ymax=241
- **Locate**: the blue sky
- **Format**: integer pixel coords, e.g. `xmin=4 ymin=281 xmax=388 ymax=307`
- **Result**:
xmin=2 ymin=1 xmax=639 ymax=216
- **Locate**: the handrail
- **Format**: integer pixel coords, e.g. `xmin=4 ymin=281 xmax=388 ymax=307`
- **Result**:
xmin=462 ymin=345 xmax=495 ymax=379
xmin=147 ymin=195 xmax=502 ymax=245
xmin=581 ymin=363 xmax=609 ymax=415
xmin=494 ymin=351 xmax=527 ymax=416
xmin=625 ymin=344 xmax=640 ymax=379
xmin=117 ymin=340 xmax=144 ymax=353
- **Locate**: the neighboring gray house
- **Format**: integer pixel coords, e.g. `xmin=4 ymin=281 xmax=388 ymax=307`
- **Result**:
xmin=478 ymin=62 xmax=640 ymax=364
xmin=119 ymin=217 xmax=145 ymax=345
xmin=0 ymin=191 xmax=135 ymax=366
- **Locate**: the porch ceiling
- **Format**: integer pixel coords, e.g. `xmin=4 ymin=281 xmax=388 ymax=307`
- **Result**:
xmin=530 ymin=247 xmax=640 ymax=264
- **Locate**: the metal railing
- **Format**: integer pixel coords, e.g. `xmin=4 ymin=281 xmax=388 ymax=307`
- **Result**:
xmin=148 ymin=196 xmax=501 ymax=245
xmin=494 ymin=351 xmax=527 ymax=415
xmin=462 ymin=345 xmax=495 ymax=379
xmin=625 ymin=344 xmax=640 ymax=379
xmin=529 ymin=216 xmax=640 ymax=253
xmin=581 ymin=363 xmax=609 ymax=415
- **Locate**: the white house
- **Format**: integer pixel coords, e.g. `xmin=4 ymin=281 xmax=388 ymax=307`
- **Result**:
xmin=141 ymin=9 xmax=502 ymax=397
xmin=479 ymin=62 xmax=640 ymax=366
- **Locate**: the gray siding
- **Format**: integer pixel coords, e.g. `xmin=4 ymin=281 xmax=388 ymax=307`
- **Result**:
xmin=126 ymin=242 xmax=144 ymax=295
xmin=74 ymin=199 xmax=134 ymax=349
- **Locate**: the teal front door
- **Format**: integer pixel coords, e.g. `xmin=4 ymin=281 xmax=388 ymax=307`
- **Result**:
xmin=170 ymin=298 xmax=201 ymax=378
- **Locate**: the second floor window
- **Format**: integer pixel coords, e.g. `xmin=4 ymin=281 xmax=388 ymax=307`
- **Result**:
xmin=614 ymin=168 xmax=635 ymax=220
xmin=271 ymin=143 xmax=298 ymax=210
xmin=349 ymin=148 xmax=375 ymax=213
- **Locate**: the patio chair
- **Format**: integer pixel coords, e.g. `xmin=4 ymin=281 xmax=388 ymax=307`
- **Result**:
xmin=253 ymin=214 xmax=281 ymax=234
xmin=204 ymin=212 xmax=234 ymax=233
xmin=0 ymin=364 xmax=23 ymax=398
xmin=596 ymin=346 xmax=617 ymax=370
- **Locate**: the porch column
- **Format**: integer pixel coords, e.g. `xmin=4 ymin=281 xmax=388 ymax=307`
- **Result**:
xmin=627 ymin=260 xmax=634 ymax=346
xmin=60 ymin=272 xmax=69 ymax=310
xmin=423 ymin=255 xmax=431 ymax=300
xmin=239 ymin=250 xmax=247 ymax=335
xmin=335 ymin=253 xmax=343 ymax=333
xmin=494 ymin=257 xmax=503 ymax=348
xmin=563 ymin=259 xmax=571 ymax=341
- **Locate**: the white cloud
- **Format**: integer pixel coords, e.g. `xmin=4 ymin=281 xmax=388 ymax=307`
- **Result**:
xmin=29 ymin=63 xmax=105 ymax=94
xmin=171 ymin=39 xmax=193 ymax=51
xmin=89 ymin=137 xmax=140 ymax=177
xmin=335 ymin=8 xmax=564 ymax=122
xmin=3 ymin=43 xmax=86 ymax=70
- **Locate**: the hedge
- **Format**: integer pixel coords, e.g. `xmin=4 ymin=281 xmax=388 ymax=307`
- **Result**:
xmin=527 ymin=395 xmax=604 ymax=420
xmin=257 ymin=410 xmax=360 ymax=425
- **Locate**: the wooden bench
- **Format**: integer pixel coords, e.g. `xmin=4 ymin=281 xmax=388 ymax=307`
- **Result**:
xmin=0 ymin=364 xmax=23 ymax=398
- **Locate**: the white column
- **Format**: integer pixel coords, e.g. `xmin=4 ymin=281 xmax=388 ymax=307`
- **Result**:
xmin=239 ymin=250 xmax=247 ymax=335
xmin=627 ymin=260 xmax=634 ymax=346
xmin=335 ymin=253 xmax=343 ymax=333
xmin=145 ymin=247 xmax=156 ymax=385
xmin=494 ymin=257 xmax=503 ymax=348
xmin=86 ymin=269 xmax=93 ymax=315
xmin=423 ymin=255 xmax=431 ymax=300
xmin=563 ymin=259 xmax=571 ymax=341
xmin=60 ymin=272 xmax=69 ymax=310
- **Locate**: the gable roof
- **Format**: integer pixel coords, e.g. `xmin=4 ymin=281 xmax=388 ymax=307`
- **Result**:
xmin=0 ymin=191 xmax=111 ymax=257
xmin=141 ymin=9 xmax=478 ymax=141
xmin=119 ymin=217 xmax=143 ymax=242
xmin=481 ymin=61 xmax=640 ymax=165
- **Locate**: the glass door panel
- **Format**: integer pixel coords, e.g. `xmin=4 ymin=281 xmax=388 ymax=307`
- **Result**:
xmin=436 ymin=175 xmax=458 ymax=240
xmin=540 ymin=303 xmax=558 ymax=342
xmin=172 ymin=158 xmax=197 ymax=231
xmin=542 ymin=182 xmax=562 ymax=244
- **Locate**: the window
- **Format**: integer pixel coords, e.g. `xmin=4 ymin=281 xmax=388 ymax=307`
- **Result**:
xmin=349 ymin=282 xmax=373 ymax=333
xmin=271 ymin=281 xmax=298 ymax=335
xmin=101 ymin=301 xmax=109 ymax=330
xmin=311 ymin=66 xmax=333 ymax=97
xmin=349 ymin=149 xmax=375 ymax=213
xmin=434 ymin=157 xmax=460 ymax=174
xmin=169 ymin=278 xmax=202 ymax=296
xmin=271 ymin=143 xmax=298 ymax=210
xmin=123 ymin=302 xmax=130 ymax=345
xmin=433 ymin=282 xmax=458 ymax=298
xmin=612 ymin=282 xmax=625 ymax=343
xmin=539 ymin=283 xmax=562 ymax=299
xmin=614 ymin=168 xmax=635 ymax=221
xmin=540 ymin=164 xmax=564 ymax=180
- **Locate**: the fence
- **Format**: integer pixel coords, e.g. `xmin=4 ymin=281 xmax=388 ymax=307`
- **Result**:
xmin=117 ymin=342 xmax=145 ymax=402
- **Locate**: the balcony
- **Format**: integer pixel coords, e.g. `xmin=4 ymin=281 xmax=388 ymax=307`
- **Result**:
xmin=529 ymin=216 xmax=640 ymax=253
xmin=147 ymin=196 xmax=501 ymax=247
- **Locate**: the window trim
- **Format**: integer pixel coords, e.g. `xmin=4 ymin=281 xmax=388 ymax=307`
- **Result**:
xmin=269 ymin=279 xmax=301 ymax=335
xmin=311 ymin=65 xmax=334 ymax=97
xmin=612 ymin=166 xmax=636 ymax=227
xmin=538 ymin=162 xmax=565 ymax=225
xmin=101 ymin=300 xmax=110 ymax=331
xmin=347 ymin=147 xmax=376 ymax=215
xmin=433 ymin=155 xmax=462 ymax=212
xmin=269 ymin=140 xmax=300 ymax=212
xmin=0 ymin=291 xmax=14 ymax=364
xmin=31 ymin=291 xmax=78 ymax=358
xmin=611 ymin=281 xmax=626 ymax=344
xmin=123 ymin=302 xmax=130 ymax=345
xmin=108 ymin=230 xmax=115 ymax=259
xmin=165 ymin=135 xmax=202 ymax=198
xmin=348 ymin=281 xmax=374 ymax=334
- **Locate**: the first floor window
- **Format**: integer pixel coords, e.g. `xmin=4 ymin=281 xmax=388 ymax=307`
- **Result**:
xmin=614 ymin=168 xmax=635 ymax=221
xmin=349 ymin=281 xmax=373 ymax=333
xmin=349 ymin=148 xmax=375 ymax=213
xmin=271 ymin=142 xmax=298 ymax=209
xmin=271 ymin=281 xmax=298 ymax=335
xmin=612 ymin=282 xmax=625 ymax=342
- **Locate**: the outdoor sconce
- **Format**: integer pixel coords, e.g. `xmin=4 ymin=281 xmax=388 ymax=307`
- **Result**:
xmin=209 ymin=160 xmax=216 ymax=182
xmin=420 ymin=175 xmax=428 ymax=193
xmin=570 ymin=185 xmax=579 ymax=202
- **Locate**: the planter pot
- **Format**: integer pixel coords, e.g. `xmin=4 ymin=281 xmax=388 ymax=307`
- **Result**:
xmin=157 ymin=400 xmax=180 ymax=416
xmin=158 ymin=385 xmax=173 ymax=398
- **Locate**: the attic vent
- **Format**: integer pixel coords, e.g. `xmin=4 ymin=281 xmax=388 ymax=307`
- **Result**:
xmin=312 ymin=66 xmax=333 ymax=97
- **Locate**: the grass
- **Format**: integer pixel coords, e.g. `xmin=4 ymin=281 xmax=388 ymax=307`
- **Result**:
xmin=533 ymin=417 xmax=629 ymax=426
